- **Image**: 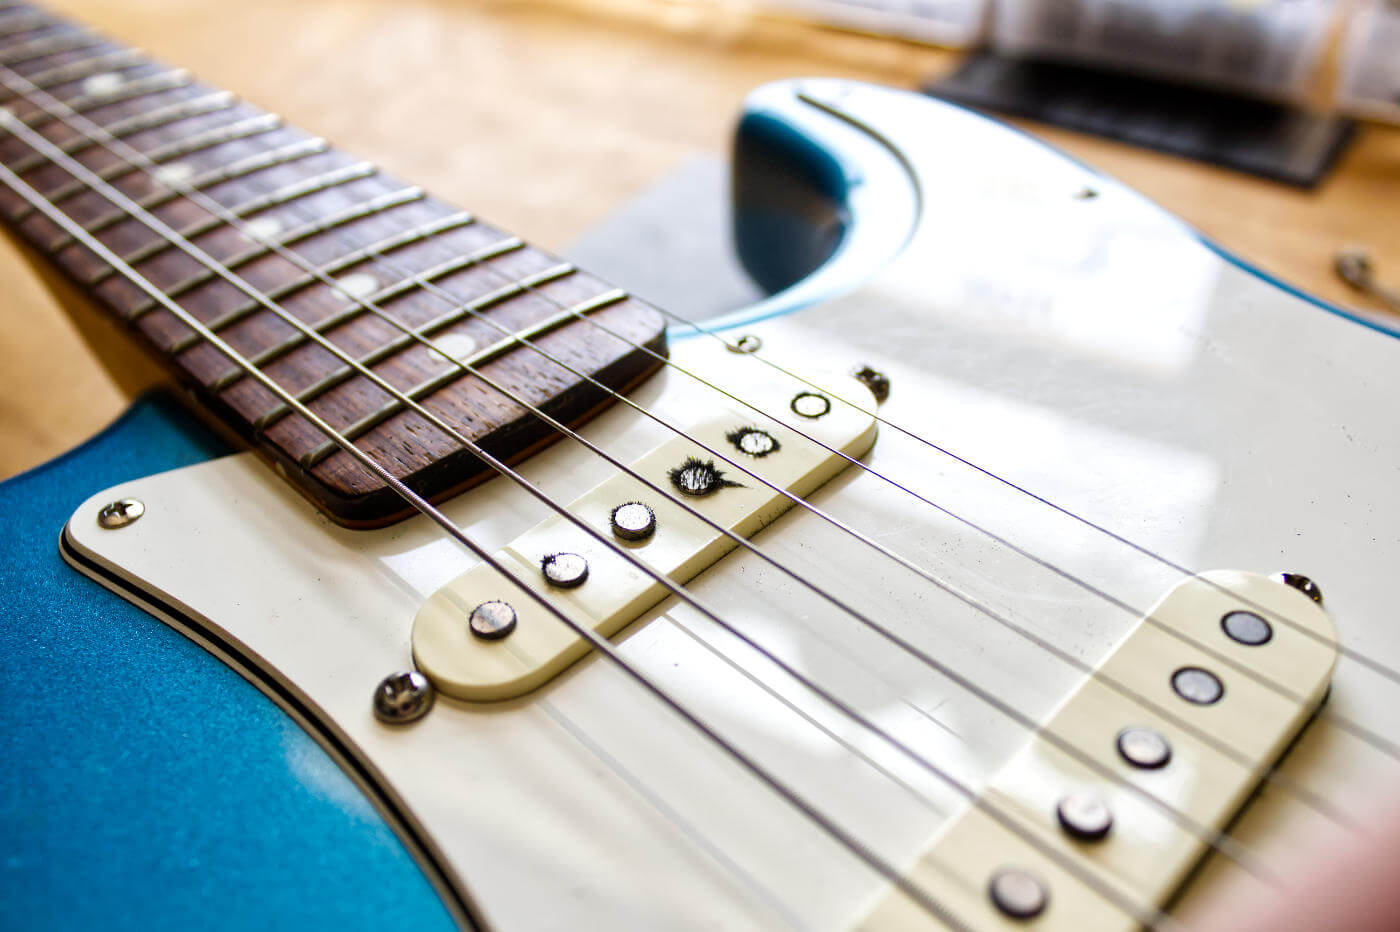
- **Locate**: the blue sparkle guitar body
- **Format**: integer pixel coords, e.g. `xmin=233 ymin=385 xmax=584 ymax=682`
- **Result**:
xmin=0 ymin=396 xmax=458 ymax=930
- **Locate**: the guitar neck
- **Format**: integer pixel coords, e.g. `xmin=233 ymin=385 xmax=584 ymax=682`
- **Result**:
xmin=0 ymin=3 xmax=667 ymax=526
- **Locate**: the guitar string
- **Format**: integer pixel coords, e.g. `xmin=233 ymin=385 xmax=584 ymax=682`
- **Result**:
xmin=27 ymin=9 xmax=1381 ymax=709
xmin=0 ymin=151 xmax=992 ymax=932
xmin=0 ymin=124 xmax=1198 ymax=932
xmin=0 ymin=116 xmax=1181 ymax=932
xmin=0 ymin=1 xmax=1377 ymax=906
xmin=0 ymin=9 xmax=1377 ymax=786
xmin=0 ymin=64 xmax=1196 ymax=932
xmin=535 ymin=696 xmax=812 ymax=932
xmin=0 ymin=53 xmax=1361 ymax=858
xmin=7 ymin=38 xmax=1370 ymax=784
xmin=0 ymin=60 xmax=1343 ymax=874
xmin=0 ymin=10 xmax=1349 ymax=918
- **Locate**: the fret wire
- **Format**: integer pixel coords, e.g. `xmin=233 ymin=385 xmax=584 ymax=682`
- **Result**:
xmin=7 ymin=90 xmax=236 ymax=175
xmin=260 ymin=173 xmax=1362 ymax=851
xmin=309 ymin=176 xmax=1395 ymax=841
xmin=0 ymin=21 xmax=66 ymax=55
xmin=205 ymin=235 xmax=528 ymax=388
xmin=2 ymin=29 xmax=1355 ymax=867
xmin=141 ymin=112 xmax=281 ymax=164
xmin=19 ymin=67 xmax=189 ymax=127
xmin=366 ymin=220 xmax=1384 ymax=828
xmin=27 ymin=113 xmax=283 ymax=231
xmin=0 ymin=9 xmax=49 ymax=39
xmin=141 ymin=185 xmax=427 ymax=319
xmin=2 ymin=21 xmax=1355 ymax=873
xmin=0 ymin=30 xmax=98 ymax=67
xmin=0 ymin=92 xmax=1085 ymax=921
xmin=0 ymin=64 xmax=1275 ymax=922
xmin=7 ymin=46 xmax=146 ymax=94
xmin=78 ymin=140 xmax=337 ymax=270
xmin=0 ymin=152 xmax=993 ymax=932
xmin=297 ymin=287 xmax=627 ymax=466
xmin=197 ymin=119 xmax=1366 ymax=860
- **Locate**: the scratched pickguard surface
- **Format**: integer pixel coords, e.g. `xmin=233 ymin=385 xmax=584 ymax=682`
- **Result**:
xmin=55 ymin=82 xmax=1400 ymax=930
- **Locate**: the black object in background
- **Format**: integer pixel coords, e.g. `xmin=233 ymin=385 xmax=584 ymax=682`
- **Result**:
xmin=926 ymin=52 xmax=1356 ymax=188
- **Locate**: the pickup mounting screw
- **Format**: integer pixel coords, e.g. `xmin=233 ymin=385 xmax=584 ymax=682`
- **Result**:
xmin=541 ymin=552 xmax=589 ymax=588
xmin=1057 ymin=790 xmax=1113 ymax=841
xmin=1271 ymin=572 xmax=1322 ymax=605
xmin=611 ymin=502 xmax=656 ymax=541
xmin=469 ymin=600 xmax=517 ymax=640
xmin=97 ymin=498 xmax=144 ymax=529
xmin=726 ymin=334 xmax=762 ymax=354
xmin=850 ymin=365 xmax=890 ymax=403
xmin=988 ymin=867 xmax=1048 ymax=919
xmin=373 ymin=670 xmax=434 ymax=724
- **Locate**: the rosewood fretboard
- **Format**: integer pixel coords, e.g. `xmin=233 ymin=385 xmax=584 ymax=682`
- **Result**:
xmin=0 ymin=3 xmax=668 ymax=526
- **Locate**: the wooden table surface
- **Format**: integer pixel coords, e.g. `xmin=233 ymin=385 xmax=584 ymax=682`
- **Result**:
xmin=3 ymin=0 xmax=1397 ymax=479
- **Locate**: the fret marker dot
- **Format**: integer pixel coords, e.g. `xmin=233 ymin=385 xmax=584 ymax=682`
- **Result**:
xmin=153 ymin=162 xmax=194 ymax=186
xmin=335 ymin=273 xmax=378 ymax=300
xmin=434 ymin=333 xmax=477 ymax=361
xmin=242 ymin=216 xmax=283 ymax=241
xmin=81 ymin=72 xmax=124 ymax=96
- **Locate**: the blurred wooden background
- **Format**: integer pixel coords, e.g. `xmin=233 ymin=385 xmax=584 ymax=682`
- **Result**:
xmin=3 ymin=0 xmax=1398 ymax=478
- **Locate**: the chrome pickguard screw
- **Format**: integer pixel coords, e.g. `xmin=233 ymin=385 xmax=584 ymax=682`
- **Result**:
xmin=988 ymin=867 xmax=1049 ymax=919
xmin=373 ymin=670 xmax=434 ymax=724
xmin=97 ymin=498 xmax=144 ymax=529
xmin=850 ymin=365 xmax=890 ymax=403
xmin=469 ymin=600 xmax=517 ymax=640
xmin=726 ymin=334 xmax=762 ymax=354
xmin=1335 ymin=248 xmax=1400 ymax=313
xmin=1271 ymin=572 xmax=1323 ymax=605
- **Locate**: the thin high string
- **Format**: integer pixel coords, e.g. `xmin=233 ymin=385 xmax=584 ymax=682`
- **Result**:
xmin=0 ymin=64 xmax=1337 ymax=872
xmin=0 ymin=79 xmax=1184 ymax=931
xmin=0 ymin=58 xmax=1361 ymax=853
xmin=0 ymin=146 xmax=984 ymax=932
xmin=0 ymin=39 xmax=1362 ymax=728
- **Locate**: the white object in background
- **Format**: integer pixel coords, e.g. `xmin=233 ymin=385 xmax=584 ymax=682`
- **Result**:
xmin=991 ymin=0 xmax=1339 ymax=103
xmin=1337 ymin=0 xmax=1400 ymax=124
xmin=758 ymin=0 xmax=990 ymax=46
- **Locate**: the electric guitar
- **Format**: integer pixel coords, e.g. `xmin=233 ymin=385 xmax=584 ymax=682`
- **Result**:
xmin=3 ymin=3 xmax=1398 ymax=929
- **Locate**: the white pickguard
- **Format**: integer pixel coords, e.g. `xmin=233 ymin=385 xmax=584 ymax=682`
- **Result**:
xmin=65 ymin=81 xmax=1400 ymax=930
